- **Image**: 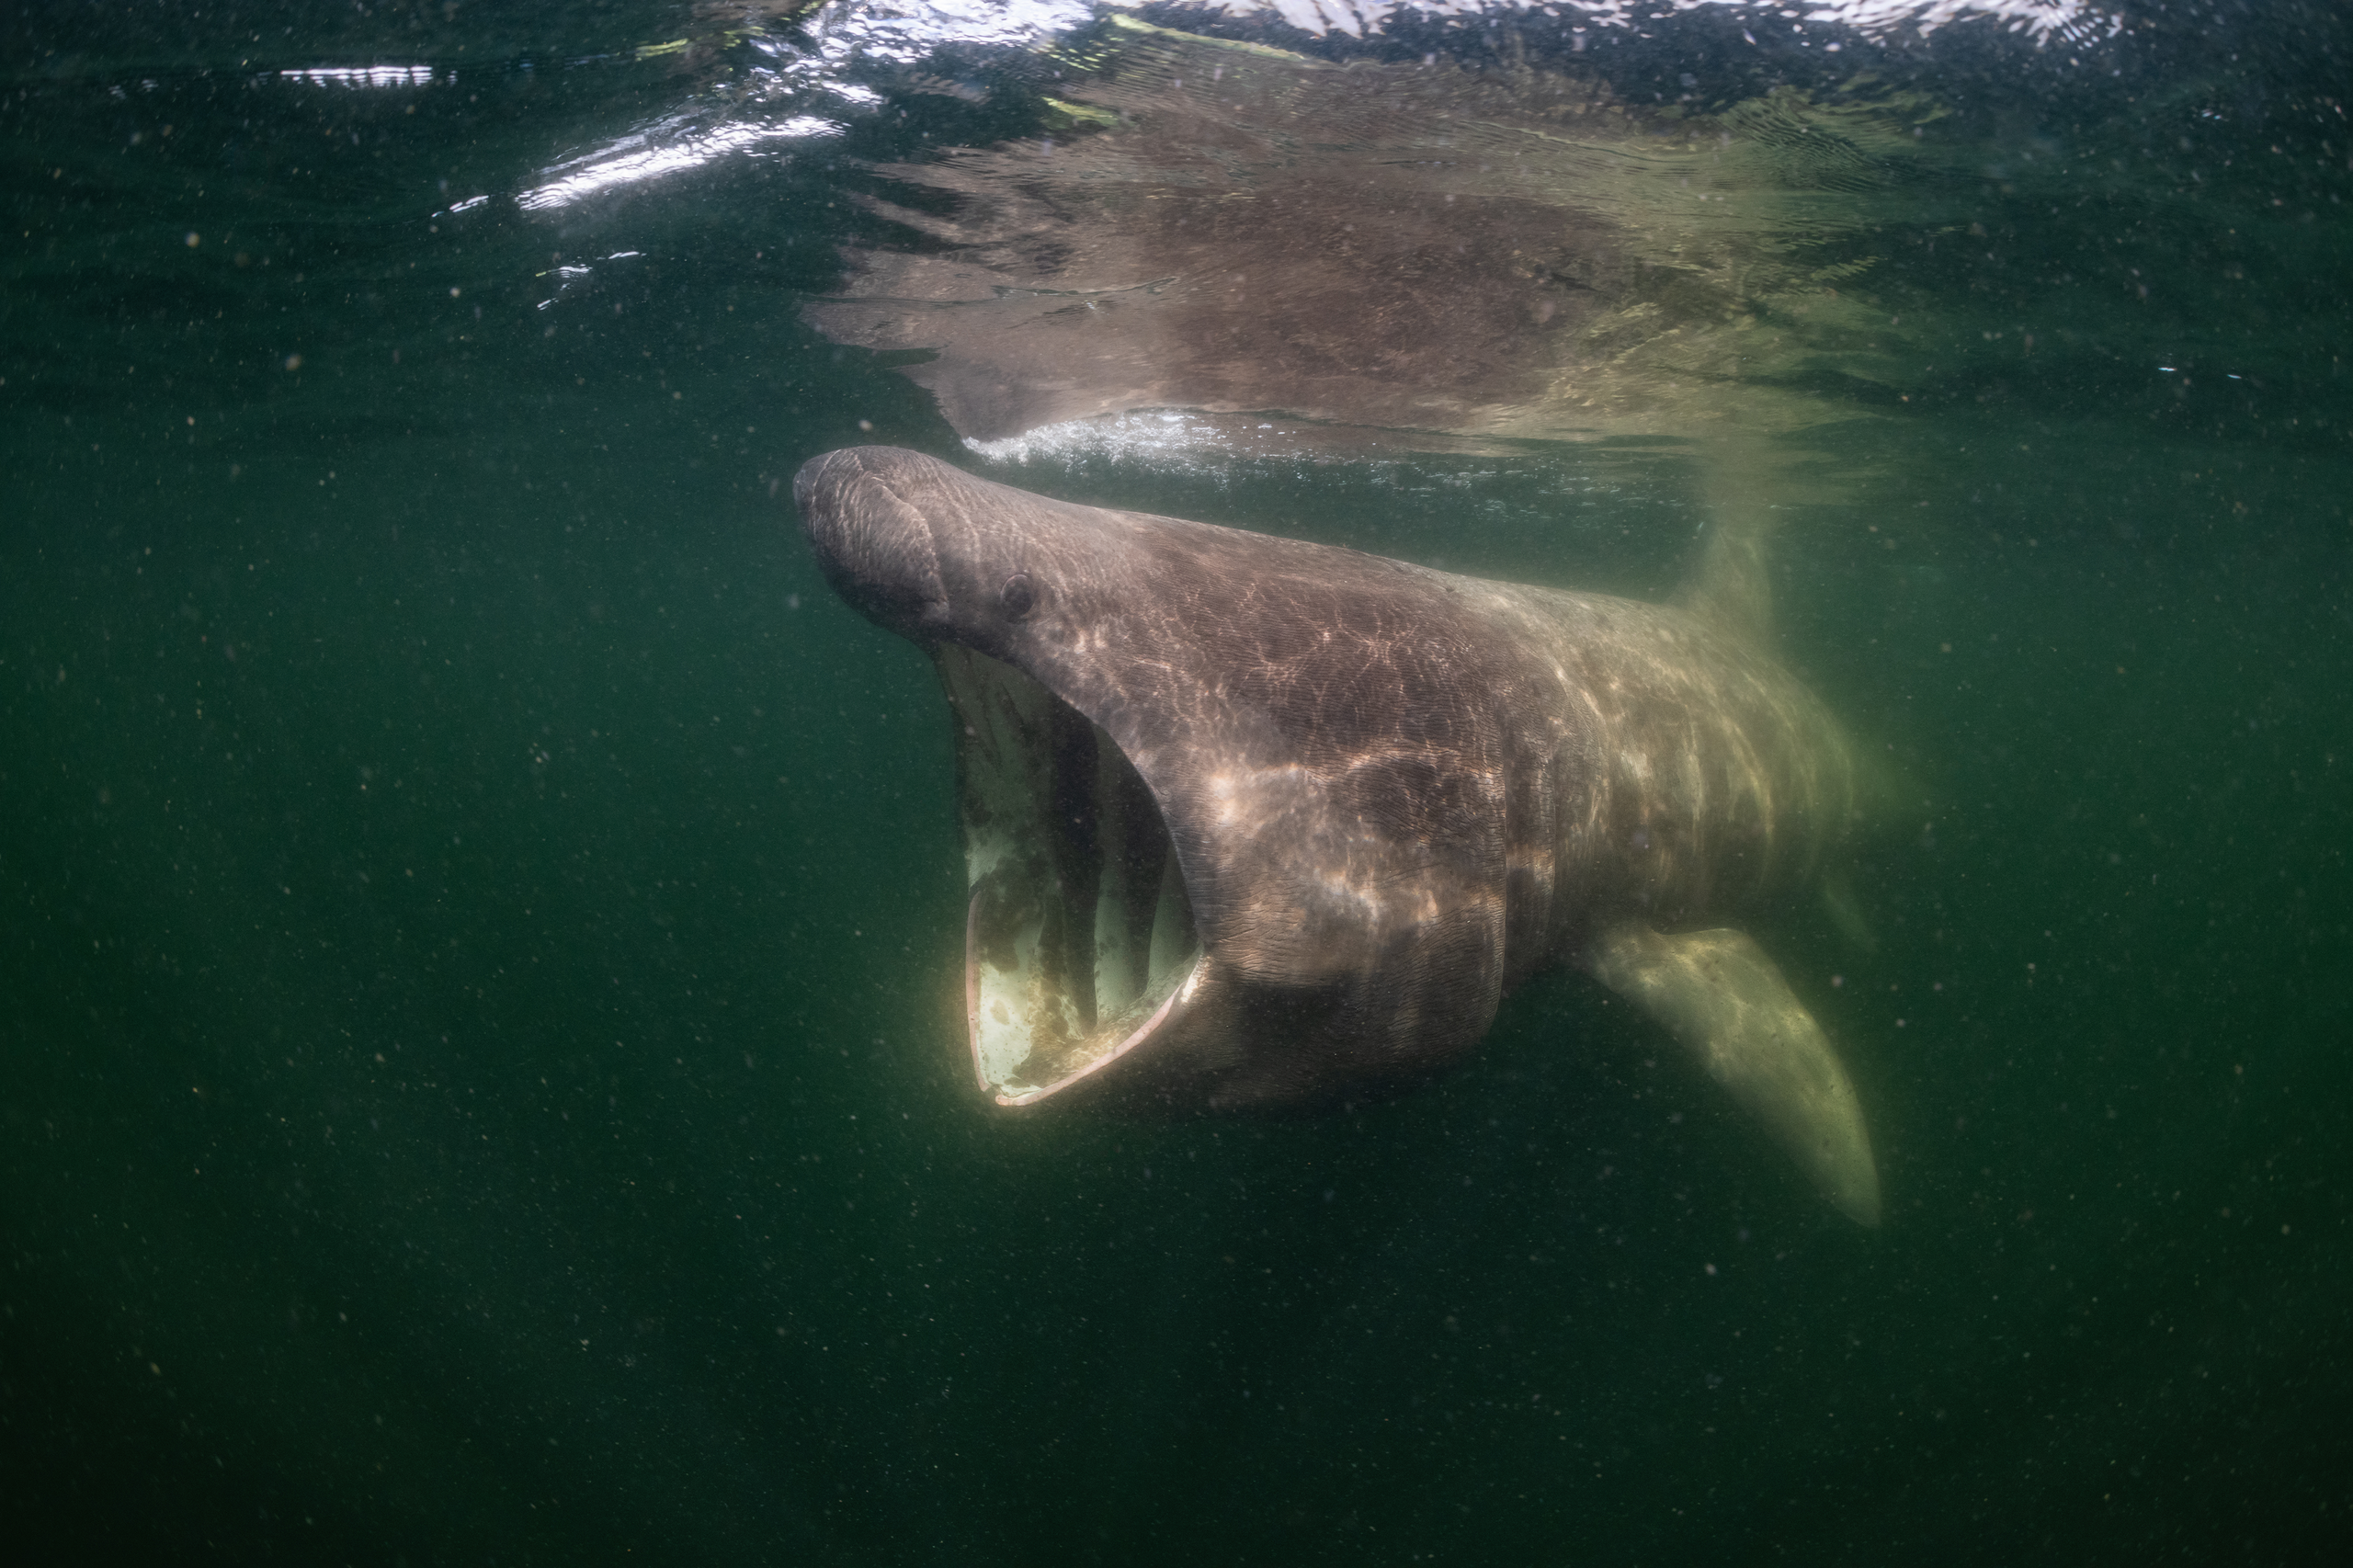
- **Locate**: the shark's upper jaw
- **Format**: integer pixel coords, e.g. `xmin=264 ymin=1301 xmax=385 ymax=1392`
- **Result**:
xmin=796 ymin=445 xmax=1217 ymax=1107
xmin=938 ymin=644 xmax=1207 ymax=1107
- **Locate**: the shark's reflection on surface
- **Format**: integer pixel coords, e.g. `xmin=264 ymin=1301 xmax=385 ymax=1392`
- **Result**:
xmin=808 ymin=15 xmax=1937 ymax=461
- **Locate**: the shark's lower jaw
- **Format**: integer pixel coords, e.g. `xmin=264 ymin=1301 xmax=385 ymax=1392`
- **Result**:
xmin=936 ymin=645 xmax=1205 ymax=1107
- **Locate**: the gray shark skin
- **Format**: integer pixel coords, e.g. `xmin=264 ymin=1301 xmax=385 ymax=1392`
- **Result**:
xmin=796 ymin=446 xmax=1881 ymax=1224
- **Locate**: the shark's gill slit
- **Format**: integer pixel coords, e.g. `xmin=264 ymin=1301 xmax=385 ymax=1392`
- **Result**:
xmin=937 ymin=645 xmax=1202 ymax=1107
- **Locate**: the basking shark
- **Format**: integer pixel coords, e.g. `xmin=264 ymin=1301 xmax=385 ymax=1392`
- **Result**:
xmin=796 ymin=446 xmax=1883 ymax=1225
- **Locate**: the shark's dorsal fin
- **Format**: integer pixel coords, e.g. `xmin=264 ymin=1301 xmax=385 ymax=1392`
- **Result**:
xmin=1674 ymin=439 xmax=1789 ymax=649
xmin=1672 ymin=512 xmax=1780 ymax=649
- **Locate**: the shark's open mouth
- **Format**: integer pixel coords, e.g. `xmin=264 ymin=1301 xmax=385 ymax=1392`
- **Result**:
xmin=935 ymin=645 xmax=1206 ymax=1107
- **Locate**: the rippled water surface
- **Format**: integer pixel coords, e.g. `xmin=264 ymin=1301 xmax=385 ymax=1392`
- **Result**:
xmin=5 ymin=3 xmax=2349 ymax=1562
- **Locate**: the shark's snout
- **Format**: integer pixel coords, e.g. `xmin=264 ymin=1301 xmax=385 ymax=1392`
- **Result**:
xmin=794 ymin=448 xmax=948 ymax=638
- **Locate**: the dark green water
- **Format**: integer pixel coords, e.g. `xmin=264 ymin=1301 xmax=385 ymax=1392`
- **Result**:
xmin=5 ymin=4 xmax=2349 ymax=1562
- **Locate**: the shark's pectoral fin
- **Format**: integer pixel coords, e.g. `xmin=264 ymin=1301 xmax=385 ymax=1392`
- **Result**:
xmin=1586 ymin=923 xmax=1882 ymax=1227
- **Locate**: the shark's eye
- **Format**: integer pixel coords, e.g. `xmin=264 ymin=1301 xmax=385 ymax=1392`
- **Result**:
xmin=998 ymin=572 xmax=1036 ymax=620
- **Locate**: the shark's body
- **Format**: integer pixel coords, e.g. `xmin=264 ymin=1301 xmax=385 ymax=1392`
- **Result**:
xmin=795 ymin=447 xmax=1881 ymax=1223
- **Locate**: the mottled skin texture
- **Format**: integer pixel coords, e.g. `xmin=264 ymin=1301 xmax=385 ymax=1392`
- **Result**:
xmin=797 ymin=448 xmax=1879 ymax=1218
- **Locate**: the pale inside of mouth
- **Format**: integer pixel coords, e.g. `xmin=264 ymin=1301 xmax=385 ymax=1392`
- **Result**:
xmin=936 ymin=645 xmax=1205 ymax=1107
